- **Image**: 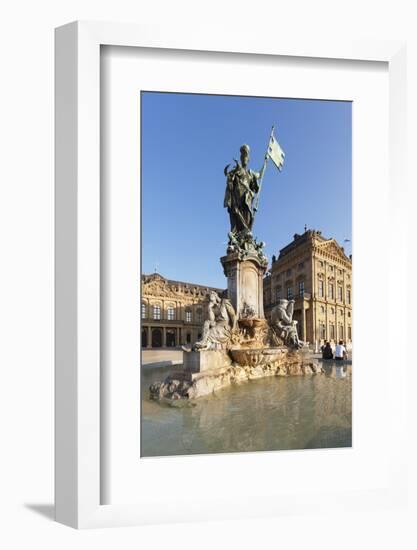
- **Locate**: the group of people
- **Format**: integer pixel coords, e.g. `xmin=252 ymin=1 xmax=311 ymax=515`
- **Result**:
xmin=321 ymin=340 xmax=348 ymax=361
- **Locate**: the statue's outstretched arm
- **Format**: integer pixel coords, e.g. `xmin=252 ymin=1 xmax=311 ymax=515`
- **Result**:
xmin=257 ymin=154 xmax=269 ymax=181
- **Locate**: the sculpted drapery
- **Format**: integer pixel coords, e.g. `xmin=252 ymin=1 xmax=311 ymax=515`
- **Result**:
xmin=224 ymin=144 xmax=261 ymax=235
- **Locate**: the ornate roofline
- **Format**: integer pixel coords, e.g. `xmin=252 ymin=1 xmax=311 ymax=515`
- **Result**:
xmin=142 ymin=272 xmax=224 ymax=293
xmin=276 ymin=229 xmax=351 ymax=268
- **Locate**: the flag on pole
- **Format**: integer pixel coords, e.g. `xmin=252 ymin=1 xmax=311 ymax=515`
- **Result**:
xmin=252 ymin=125 xmax=284 ymax=213
xmin=267 ymin=133 xmax=285 ymax=171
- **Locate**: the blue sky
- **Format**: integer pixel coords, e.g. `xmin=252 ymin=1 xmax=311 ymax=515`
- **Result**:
xmin=141 ymin=92 xmax=352 ymax=289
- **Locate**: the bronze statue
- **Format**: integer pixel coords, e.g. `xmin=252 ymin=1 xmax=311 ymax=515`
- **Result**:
xmin=224 ymin=144 xmax=265 ymax=236
xmin=223 ymin=130 xmax=284 ymax=261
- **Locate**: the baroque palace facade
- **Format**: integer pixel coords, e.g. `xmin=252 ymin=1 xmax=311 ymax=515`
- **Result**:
xmin=263 ymin=229 xmax=352 ymax=347
xmin=141 ymin=273 xmax=224 ymax=348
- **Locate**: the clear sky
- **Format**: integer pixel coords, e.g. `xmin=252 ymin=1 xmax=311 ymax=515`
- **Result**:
xmin=141 ymin=92 xmax=352 ymax=289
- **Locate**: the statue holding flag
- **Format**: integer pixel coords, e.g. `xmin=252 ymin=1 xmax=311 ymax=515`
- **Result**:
xmin=223 ymin=126 xmax=285 ymax=257
xmin=223 ymin=143 xmax=261 ymax=235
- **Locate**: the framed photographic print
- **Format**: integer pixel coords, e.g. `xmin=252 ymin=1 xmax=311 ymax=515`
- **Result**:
xmin=55 ymin=21 xmax=407 ymax=528
xmin=140 ymin=91 xmax=353 ymax=458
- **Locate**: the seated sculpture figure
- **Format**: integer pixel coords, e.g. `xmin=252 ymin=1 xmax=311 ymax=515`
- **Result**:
xmin=270 ymin=299 xmax=303 ymax=349
xmin=193 ymin=291 xmax=237 ymax=351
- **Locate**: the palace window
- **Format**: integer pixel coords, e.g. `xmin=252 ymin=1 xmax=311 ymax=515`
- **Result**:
xmin=298 ymin=261 xmax=304 ymax=270
xmin=331 ymin=307 xmax=335 ymax=315
xmin=320 ymin=306 xmax=325 ymax=313
xmin=348 ymin=326 xmax=352 ymax=340
xmin=153 ymin=305 xmax=161 ymax=320
xmin=330 ymin=324 xmax=335 ymax=340
xmin=167 ymin=306 xmax=175 ymax=320
xmin=287 ymin=287 xmax=293 ymax=299
xmin=339 ymin=324 xmax=344 ymax=339
xmin=328 ymin=283 xmax=334 ymax=300
xmin=276 ymin=287 xmax=282 ymax=301
xmin=348 ymin=311 xmax=351 ymax=318
xmin=329 ymin=265 xmax=334 ymax=272
xmin=286 ymin=268 xmax=292 ymax=277
xmin=318 ymin=279 xmax=324 ymax=297
xmin=298 ymin=280 xmax=305 ymax=297
xmin=347 ymin=289 xmax=351 ymax=304
xmin=319 ymin=322 xmax=326 ymax=340
xmin=185 ymin=309 xmax=192 ymax=323
xmin=196 ymin=308 xmax=203 ymax=323
xmin=338 ymin=286 xmax=343 ymax=301
xmin=319 ymin=260 xmax=324 ymax=268
xmin=141 ymin=303 xmax=146 ymax=319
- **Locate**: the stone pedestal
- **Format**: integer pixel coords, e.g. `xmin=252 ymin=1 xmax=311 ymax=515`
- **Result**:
xmin=183 ymin=350 xmax=232 ymax=374
xmin=220 ymin=251 xmax=267 ymax=319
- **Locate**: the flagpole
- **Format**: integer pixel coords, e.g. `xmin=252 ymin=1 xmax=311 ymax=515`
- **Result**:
xmin=253 ymin=125 xmax=275 ymax=213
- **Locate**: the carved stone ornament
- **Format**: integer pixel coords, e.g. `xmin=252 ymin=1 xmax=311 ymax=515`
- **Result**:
xmin=142 ymin=274 xmax=209 ymax=300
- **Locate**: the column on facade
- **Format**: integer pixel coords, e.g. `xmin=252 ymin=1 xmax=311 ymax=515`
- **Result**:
xmin=344 ymin=304 xmax=348 ymax=344
xmin=342 ymin=268 xmax=345 ymax=342
xmin=301 ymin=301 xmax=306 ymax=342
xmin=311 ymin=254 xmax=317 ymax=348
xmin=324 ymin=259 xmax=328 ymax=341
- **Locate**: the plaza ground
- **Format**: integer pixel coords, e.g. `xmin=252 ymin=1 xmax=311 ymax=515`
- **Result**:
xmin=142 ymin=349 xmax=183 ymax=367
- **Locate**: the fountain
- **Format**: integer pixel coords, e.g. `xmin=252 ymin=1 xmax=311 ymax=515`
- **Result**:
xmin=149 ymin=132 xmax=323 ymax=402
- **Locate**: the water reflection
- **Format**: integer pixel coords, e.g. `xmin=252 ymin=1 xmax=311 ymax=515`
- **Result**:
xmin=141 ymin=363 xmax=352 ymax=457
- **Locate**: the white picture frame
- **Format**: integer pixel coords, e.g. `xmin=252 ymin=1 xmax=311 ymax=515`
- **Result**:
xmin=55 ymin=21 xmax=407 ymax=529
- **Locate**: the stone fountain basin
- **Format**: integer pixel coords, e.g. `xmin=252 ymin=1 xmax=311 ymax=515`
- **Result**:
xmin=238 ymin=318 xmax=266 ymax=329
xmin=230 ymin=347 xmax=287 ymax=367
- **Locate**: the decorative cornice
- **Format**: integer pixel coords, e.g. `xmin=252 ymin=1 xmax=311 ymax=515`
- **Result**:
xmin=143 ymin=279 xmax=210 ymax=300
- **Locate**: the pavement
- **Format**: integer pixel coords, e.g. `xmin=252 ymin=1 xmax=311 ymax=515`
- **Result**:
xmin=141 ymin=348 xmax=183 ymax=367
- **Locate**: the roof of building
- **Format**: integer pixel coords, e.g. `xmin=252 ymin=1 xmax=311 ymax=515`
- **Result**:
xmin=142 ymin=272 xmax=224 ymax=292
xmin=278 ymin=229 xmax=322 ymax=258
xmin=277 ymin=229 xmax=351 ymax=262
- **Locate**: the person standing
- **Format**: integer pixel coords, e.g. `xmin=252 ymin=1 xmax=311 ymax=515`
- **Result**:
xmin=343 ymin=341 xmax=348 ymax=360
xmin=335 ymin=340 xmax=347 ymax=361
